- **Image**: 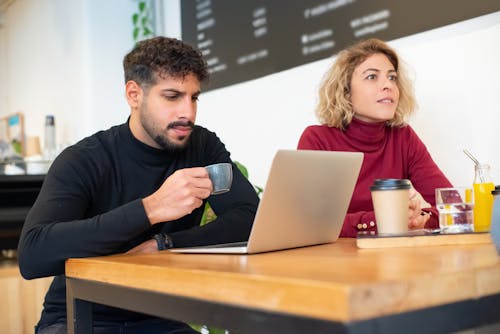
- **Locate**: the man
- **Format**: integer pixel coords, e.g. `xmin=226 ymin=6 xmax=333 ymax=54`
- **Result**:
xmin=18 ymin=37 xmax=259 ymax=334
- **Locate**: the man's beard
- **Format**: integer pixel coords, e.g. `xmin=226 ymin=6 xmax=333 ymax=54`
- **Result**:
xmin=155 ymin=120 xmax=194 ymax=152
xmin=139 ymin=103 xmax=194 ymax=152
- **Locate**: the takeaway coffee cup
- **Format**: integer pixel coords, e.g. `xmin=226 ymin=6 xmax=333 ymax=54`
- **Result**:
xmin=370 ymin=179 xmax=411 ymax=235
xmin=205 ymin=163 xmax=233 ymax=195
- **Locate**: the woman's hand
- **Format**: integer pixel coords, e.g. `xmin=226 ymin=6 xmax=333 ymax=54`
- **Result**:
xmin=408 ymin=188 xmax=431 ymax=230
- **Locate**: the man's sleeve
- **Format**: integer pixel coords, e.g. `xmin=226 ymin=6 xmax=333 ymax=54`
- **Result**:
xmin=17 ymin=148 xmax=150 ymax=279
xmin=166 ymin=131 xmax=260 ymax=247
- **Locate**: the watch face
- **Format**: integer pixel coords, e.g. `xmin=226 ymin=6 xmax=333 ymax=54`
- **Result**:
xmin=164 ymin=234 xmax=174 ymax=249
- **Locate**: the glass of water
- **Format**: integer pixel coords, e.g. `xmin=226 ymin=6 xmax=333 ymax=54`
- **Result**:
xmin=435 ymin=187 xmax=474 ymax=233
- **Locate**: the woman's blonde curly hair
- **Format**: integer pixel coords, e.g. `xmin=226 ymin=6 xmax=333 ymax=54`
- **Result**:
xmin=316 ymin=38 xmax=416 ymax=129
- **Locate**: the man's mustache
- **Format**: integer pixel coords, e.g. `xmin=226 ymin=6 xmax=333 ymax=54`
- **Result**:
xmin=167 ymin=121 xmax=195 ymax=129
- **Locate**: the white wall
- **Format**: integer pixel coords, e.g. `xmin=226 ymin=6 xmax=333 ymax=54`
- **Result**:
xmin=0 ymin=11 xmax=7 ymax=116
xmin=1 ymin=0 xmax=134 ymax=149
xmin=1 ymin=1 xmax=499 ymax=191
xmin=82 ymin=0 xmax=136 ymax=138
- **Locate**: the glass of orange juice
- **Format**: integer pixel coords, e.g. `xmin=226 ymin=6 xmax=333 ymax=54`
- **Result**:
xmin=473 ymin=164 xmax=495 ymax=232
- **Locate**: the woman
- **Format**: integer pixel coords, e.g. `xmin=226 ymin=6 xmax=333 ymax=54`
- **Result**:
xmin=297 ymin=38 xmax=452 ymax=237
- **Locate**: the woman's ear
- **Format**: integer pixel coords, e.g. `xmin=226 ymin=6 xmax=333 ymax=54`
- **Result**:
xmin=125 ymin=81 xmax=142 ymax=108
xmin=345 ymin=86 xmax=351 ymax=99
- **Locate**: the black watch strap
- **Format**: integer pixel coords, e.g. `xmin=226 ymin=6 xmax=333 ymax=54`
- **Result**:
xmin=153 ymin=233 xmax=174 ymax=250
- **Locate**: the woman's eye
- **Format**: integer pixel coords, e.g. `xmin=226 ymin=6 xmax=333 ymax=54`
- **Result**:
xmin=389 ymin=75 xmax=398 ymax=81
xmin=366 ymin=74 xmax=376 ymax=80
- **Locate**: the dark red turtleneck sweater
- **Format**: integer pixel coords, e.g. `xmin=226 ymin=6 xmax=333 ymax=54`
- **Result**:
xmin=297 ymin=118 xmax=452 ymax=237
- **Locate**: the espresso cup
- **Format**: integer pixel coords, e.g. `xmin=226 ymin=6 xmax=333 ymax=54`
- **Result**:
xmin=370 ymin=179 xmax=411 ymax=235
xmin=205 ymin=163 xmax=233 ymax=195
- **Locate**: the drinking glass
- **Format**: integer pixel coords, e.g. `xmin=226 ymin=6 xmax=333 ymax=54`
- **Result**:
xmin=435 ymin=187 xmax=474 ymax=233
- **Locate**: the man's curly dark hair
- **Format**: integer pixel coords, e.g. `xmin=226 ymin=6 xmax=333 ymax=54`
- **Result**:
xmin=123 ymin=37 xmax=208 ymax=89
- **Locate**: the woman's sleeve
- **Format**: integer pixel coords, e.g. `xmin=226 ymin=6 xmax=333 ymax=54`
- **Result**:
xmin=341 ymin=211 xmax=377 ymax=237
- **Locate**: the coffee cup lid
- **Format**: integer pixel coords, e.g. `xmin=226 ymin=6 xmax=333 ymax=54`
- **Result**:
xmin=370 ymin=178 xmax=411 ymax=191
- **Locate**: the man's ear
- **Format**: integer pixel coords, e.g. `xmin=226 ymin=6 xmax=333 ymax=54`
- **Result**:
xmin=125 ymin=81 xmax=143 ymax=108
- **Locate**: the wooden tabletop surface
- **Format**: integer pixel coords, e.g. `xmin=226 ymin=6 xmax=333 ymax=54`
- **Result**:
xmin=65 ymin=238 xmax=500 ymax=322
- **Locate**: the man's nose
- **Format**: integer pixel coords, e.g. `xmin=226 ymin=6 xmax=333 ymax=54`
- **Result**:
xmin=180 ymin=97 xmax=197 ymax=118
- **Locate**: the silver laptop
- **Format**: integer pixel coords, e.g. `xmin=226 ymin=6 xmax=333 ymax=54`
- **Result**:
xmin=169 ymin=149 xmax=363 ymax=254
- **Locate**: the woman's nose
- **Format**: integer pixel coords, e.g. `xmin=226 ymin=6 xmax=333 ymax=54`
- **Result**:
xmin=381 ymin=78 xmax=394 ymax=90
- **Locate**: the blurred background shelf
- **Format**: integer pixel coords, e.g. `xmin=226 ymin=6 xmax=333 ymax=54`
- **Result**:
xmin=0 ymin=173 xmax=51 ymax=333
xmin=0 ymin=174 xmax=44 ymax=253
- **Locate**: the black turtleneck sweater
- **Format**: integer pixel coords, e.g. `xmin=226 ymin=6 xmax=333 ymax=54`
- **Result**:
xmin=17 ymin=121 xmax=259 ymax=327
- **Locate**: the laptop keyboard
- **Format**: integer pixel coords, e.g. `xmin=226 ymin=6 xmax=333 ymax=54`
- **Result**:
xmin=201 ymin=241 xmax=248 ymax=248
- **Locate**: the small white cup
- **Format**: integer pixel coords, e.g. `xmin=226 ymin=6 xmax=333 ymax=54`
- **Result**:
xmin=205 ymin=163 xmax=233 ymax=195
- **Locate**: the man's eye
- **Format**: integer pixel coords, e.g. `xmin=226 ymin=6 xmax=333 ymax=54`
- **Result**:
xmin=164 ymin=95 xmax=179 ymax=101
xmin=192 ymin=96 xmax=199 ymax=102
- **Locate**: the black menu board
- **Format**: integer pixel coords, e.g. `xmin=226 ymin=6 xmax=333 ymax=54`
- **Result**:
xmin=181 ymin=0 xmax=500 ymax=91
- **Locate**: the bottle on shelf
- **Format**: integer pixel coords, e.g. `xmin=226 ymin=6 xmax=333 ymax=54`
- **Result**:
xmin=43 ymin=115 xmax=57 ymax=161
xmin=473 ymin=164 xmax=495 ymax=232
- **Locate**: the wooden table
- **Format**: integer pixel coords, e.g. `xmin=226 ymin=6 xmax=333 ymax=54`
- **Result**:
xmin=65 ymin=238 xmax=500 ymax=334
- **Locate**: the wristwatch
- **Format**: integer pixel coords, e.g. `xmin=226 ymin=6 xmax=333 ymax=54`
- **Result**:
xmin=153 ymin=233 xmax=174 ymax=250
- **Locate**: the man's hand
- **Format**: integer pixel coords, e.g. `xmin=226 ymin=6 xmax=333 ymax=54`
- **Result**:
xmin=142 ymin=167 xmax=212 ymax=225
xmin=126 ymin=239 xmax=158 ymax=254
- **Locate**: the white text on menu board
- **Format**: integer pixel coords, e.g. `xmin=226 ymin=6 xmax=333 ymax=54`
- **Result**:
xmin=196 ymin=0 xmax=227 ymax=74
xmin=237 ymin=6 xmax=269 ymax=66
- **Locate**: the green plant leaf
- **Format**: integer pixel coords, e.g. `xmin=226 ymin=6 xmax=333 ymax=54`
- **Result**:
xmin=254 ymin=185 xmax=264 ymax=196
xmin=208 ymin=328 xmax=227 ymax=334
xmin=190 ymin=325 xmax=228 ymax=333
xmin=139 ymin=1 xmax=146 ymax=12
xmin=233 ymin=160 xmax=263 ymax=197
xmin=233 ymin=161 xmax=248 ymax=178
xmin=132 ymin=13 xmax=139 ymax=25
xmin=200 ymin=202 xmax=216 ymax=226
xmin=133 ymin=27 xmax=140 ymax=40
